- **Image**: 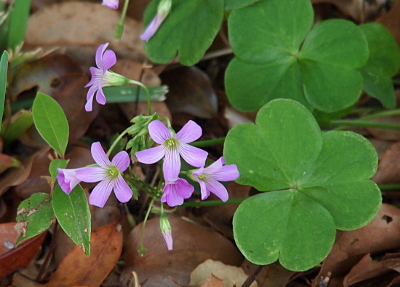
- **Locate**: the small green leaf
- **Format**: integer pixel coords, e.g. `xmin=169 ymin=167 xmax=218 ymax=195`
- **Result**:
xmin=15 ymin=193 xmax=54 ymax=245
xmin=49 ymin=159 xmax=68 ymax=184
xmin=225 ymin=99 xmax=381 ymax=271
xmin=53 ymin=185 xmax=91 ymax=255
xmin=358 ymin=23 xmax=400 ymax=109
xmin=1 ymin=110 xmax=33 ymax=146
xmin=228 ymin=0 xmax=313 ymax=64
xmin=7 ymin=0 xmax=31 ymax=50
xmin=0 ymin=50 xmax=8 ymax=131
xmin=32 ymin=92 xmax=69 ymax=157
xmin=226 ymin=0 xmax=369 ymax=113
xmin=143 ymin=0 xmax=224 ymax=65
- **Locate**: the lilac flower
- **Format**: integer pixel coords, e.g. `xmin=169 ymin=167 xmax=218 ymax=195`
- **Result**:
xmin=85 ymin=43 xmax=128 ymax=112
xmin=74 ymin=142 xmax=132 ymax=208
xmin=56 ymin=168 xmax=84 ymax=194
xmin=160 ymin=213 xmax=173 ymax=250
xmin=162 ymin=178 xmax=194 ymax=207
xmin=102 ymin=0 xmax=118 ymax=9
xmin=135 ymin=120 xmax=208 ymax=180
xmin=140 ymin=0 xmax=171 ymax=41
xmin=192 ymin=157 xmax=240 ymax=202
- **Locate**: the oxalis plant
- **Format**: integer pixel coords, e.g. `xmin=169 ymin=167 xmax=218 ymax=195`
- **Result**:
xmin=2 ymin=0 xmax=399 ymax=278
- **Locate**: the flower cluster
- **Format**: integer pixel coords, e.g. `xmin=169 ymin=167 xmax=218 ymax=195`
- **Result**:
xmin=57 ymin=142 xmax=132 ymax=208
xmin=57 ymin=42 xmax=240 ymax=250
xmin=135 ymin=120 xmax=240 ymax=206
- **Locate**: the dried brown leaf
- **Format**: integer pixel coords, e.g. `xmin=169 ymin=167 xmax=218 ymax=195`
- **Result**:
xmin=0 ymin=222 xmax=47 ymax=280
xmin=161 ymin=66 xmax=218 ymax=119
xmin=372 ymin=141 xmax=400 ymax=184
xmin=121 ymin=216 xmax=243 ymax=287
xmin=190 ymin=259 xmax=257 ymax=287
xmin=44 ymin=222 xmax=123 ymax=287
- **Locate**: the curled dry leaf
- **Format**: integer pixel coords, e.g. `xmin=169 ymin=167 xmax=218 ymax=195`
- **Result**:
xmin=342 ymin=253 xmax=393 ymax=287
xmin=311 ymin=0 xmax=364 ymax=21
xmin=372 ymin=141 xmax=400 ymax=184
xmin=242 ymin=261 xmax=295 ymax=287
xmin=377 ymin=0 xmax=400 ymax=47
xmin=190 ymin=259 xmax=258 ymax=287
xmin=44 ymin=222 xmax=123 ymax=287
xmin=121 ymin=216 xmax=243 ymax=287
xmin=25 ymin=2 xmax=146 ymax=62
xmin=11 ymin=53 xmax=97 ymax=141
xmin=366 ymin=116 xmax=400 ymax=141
xmin=0 ymin=222 xmax=47 ymax=280
xmin=161 ymin=66 xmax=218 ymax=119
xmin=0 ymin=146 xmax=49 ymax=197
xmin=312 ymin=204 xmax=400 ymax=287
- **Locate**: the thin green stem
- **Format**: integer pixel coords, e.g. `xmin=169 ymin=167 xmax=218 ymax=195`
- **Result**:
xmin=128 ymin=79 xmax=151 ymax=115
xmin=107 ymin=128 xmax=129 ymax=157
xmin=379 ymin=184 xmax=400 ymax=190
xmin=191 ymin=137 xmax=226 ymax=147
xmin=139 ymin=197 xmax=156 ymax=255
xmin=330 ymin=120 xmax=400 ymax=130
xmin=115 ymin=0 xmax=130 ymax=39
xmin=181 ymin=198 xmax=245 ymax=207
xmin=361 ymin=109 xmax=400 ymax=120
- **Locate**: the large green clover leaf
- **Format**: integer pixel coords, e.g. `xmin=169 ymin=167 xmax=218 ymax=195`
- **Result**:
xmin=225 ymin=0 xmax=368 ymax=113
xmin=358 ymin=23 xmax=400 ymax=109
xmin=224 ymin=99 xmax=381 ymax=271
xmin=143 ymin=0 xmax=224 ymax=66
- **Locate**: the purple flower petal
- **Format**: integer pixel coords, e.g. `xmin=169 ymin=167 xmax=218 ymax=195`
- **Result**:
xmin=175 ymin=178 xmax=194 ymax=199
xmin=112 ymin=150 xmax=130 ymax=172
xmin=148 ymin=120 xmax=171 ymax=144
xmin=174 ymin=120 xmax=202 ymax=143
xmin=113 ymin=175 xmax=132 ymax=203
xmin=91 ymin=142 xmax=111 ymax=168
xmin=213 ymin=165 xmax=240 ymax=182
xmin=76 ymin=166 xmax=106 ymax=182
xmin=102 ymin=0 xmax=119 ymax=9
xmin=198 ymin=181 xmax=210 ymax=200
xmin=161 ymin=178 xmax=193 ymax=206
xmin=135 ymin=145 xmax=165 ymax=164
xmin=95 ymin=43 xmax=109 ymax=69
xmin=102 ymin=50 xmax=117 ymax=70
xmin=203 ymin=179 xmax=229 ymax=202
xmin=179 ymin=143 xmax=207 ymax=168
xmin=95 ymin=87 xmax=107 ymax=105
xmin=163 ymin=148 xmax=181 ymax=180
xmin=89 ymin=179 xmax=114 ymax=208
xmin=56 ymin=168 xmax=82 ymax=194
xmin=85 ymin=84 xmax=98 ymax=112
xmin=140 ymin=15 xmax=165 ymax=42
xmin=163 ymin=229 xmax=173 ymax=250
xmin=161 ymin=184 xmax=184 ymax=206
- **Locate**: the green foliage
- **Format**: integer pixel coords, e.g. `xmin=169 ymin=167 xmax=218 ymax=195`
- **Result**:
xmin=225 ymin=0 xmax=369 ymax=113
xmin=53 ymin=185 xmax=91 ymax=255
xmin=1 ymin=110 xmax=33 ymax=146
xmin=32 ymin=92 xmax=69 ymax=157
xmin=0 ymin=0 xmax=31 ymax=50
xmin=358 ymin=23 xmax=400 ymax=109
xmin=143 ymin=0 xmax=224 ymax=65
xmin=224 ymin=0 xmax=259 ymax=10
xmin=15 ymin=193 xmax=54 ymax=245
xmin=224 ymin=99 xmax=382 ymax=271
xmin=0 ymin=50 xmax=7 ymax=131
